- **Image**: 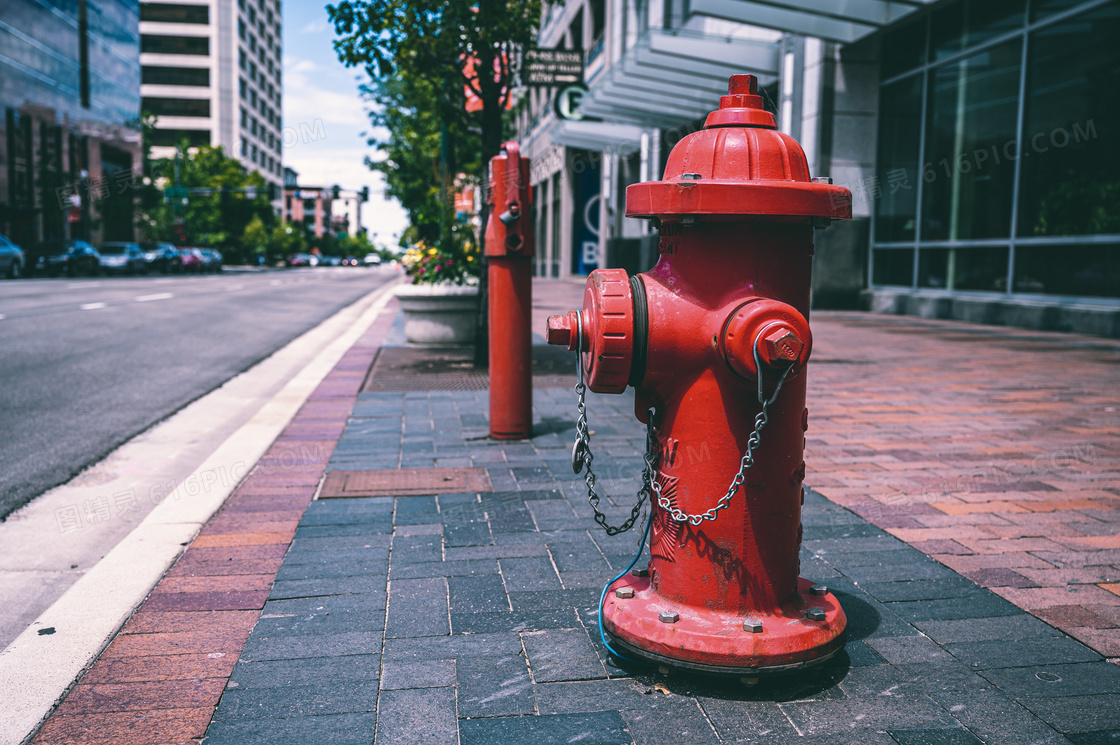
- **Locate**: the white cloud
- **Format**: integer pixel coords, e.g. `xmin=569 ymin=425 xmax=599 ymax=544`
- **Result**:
xmin=282 ymin=58 xmax=369 ymax=129
xmin=301 ymin=18 xmax=330 ymax=34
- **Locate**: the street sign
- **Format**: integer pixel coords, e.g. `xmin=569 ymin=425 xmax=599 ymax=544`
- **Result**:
xmin=554 ymin=84 xmax=588 ymax=121
xmin=524 ymin=48 xmax=583 ymax=87
xmin=164 ymin=186 xmax=189 ymax=200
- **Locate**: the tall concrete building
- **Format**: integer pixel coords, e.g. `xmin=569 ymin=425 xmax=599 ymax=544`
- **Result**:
xmin=139 ymin=0 xmax=282 ymax=188
xmin=518 ymin=0 xmax=1120 ymax=336
xmin=0 ymin=0 xmax=142 ymax=247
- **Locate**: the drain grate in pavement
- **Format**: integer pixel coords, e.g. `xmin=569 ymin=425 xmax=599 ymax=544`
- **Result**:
xmin=362 ymin=345 xmax=577 ymax=392
xmin=319 ymin=467 xmax=493 ymax=498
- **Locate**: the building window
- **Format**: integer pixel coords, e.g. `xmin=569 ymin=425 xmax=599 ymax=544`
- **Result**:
xmin=142 ymin=97 xmax=211 ymax=117
xmin=148 ymin=128 xmax=211 ymax=147
xmin=140 ymin=3 xmax=209 ymax=24
xmin=240 ymin=107 xmax=248 ymax=127
xmin=872 ymin=0 xmax=1120 ymax=300
xmin=239 ymin=19 xmax=246 ymax=39
xmin=142 ymin=34 xmax=209 ymax=55
xmin=239 ymin=49 xmax=246 ymax=69
xmin=239 ymin=78 xmax=247 ymax=98
xmin=142 ymin=66 xmax=209 ymax=86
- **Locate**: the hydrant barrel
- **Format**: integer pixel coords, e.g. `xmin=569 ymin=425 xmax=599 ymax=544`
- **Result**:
xmin=486 ymin=142 xmax=534 ymax=439
xmin=547 ymin=74 xmax=853 ymax=676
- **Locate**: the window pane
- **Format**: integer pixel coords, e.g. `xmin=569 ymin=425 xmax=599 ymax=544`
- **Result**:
xmin=874 ymin=76 xmax=922 ymax=242
xmin=1017 ymin=3 xmax=1120 ymax=237
xmin=931 ymin=0 xmax=1025 ymax=61
xmin=140 ymin=3 xmax=209 ymax=24
xmin=882 ymin=19 xmax=926 ymax=79
xmin=142 ymin=66 xmax=209 ymax=86
xmin=1014 ymin=244 xmax=1120 ymax=298
xmin=922 ymin=40 xmax=1021 ymax=241
xmin=920 ymin=246 xmax=1009 ymax=290
xmin=1031 ymin=0 xmax=1084 ymax=21
xmin=141 ymin=34 xmax=209 ymax=55
xmin=142 ymin=97 xmax=211 ymax=117
xmin=872 ymin=249 xmax=915 ymax=286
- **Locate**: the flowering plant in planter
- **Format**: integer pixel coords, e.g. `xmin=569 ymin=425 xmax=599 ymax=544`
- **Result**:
xmin=401 ymin=239 xmax=480 ymax=285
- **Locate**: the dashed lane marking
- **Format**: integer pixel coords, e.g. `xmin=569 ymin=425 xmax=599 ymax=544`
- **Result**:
xmin=80 ymin=303 xmax=107 ymax=310
xmin=135 ymin=292 xmax=174 ymax=303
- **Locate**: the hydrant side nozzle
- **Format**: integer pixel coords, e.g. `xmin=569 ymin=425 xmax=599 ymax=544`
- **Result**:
xmin=546 ymin=311 xmax=581 ymax=352
xmin=760 ymin=326 xmax=805 ymax=367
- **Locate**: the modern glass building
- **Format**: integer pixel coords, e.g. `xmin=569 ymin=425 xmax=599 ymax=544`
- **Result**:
xmin=0 ymin=0 xmax=143 ymax=248
xmin=517 ymin=0 xmax=1120 ymax=336
xmin=871 ymin=0 xmax=1119 ymax=325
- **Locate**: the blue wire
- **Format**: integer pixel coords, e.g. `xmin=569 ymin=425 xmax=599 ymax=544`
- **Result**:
xmin=597 ymin=509 xmax=654 ymax=667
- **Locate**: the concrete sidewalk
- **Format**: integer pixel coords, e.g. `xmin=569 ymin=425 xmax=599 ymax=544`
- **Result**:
xmin=20 ymin=279 xmax=1120 ymax=744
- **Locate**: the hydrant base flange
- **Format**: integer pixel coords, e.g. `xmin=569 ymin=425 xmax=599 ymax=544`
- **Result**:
xmin=603 ymin=576 xmax=847 ymax=675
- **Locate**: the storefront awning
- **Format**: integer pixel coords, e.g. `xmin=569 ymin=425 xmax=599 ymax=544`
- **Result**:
xmin=549 ymin=120 xmax=646 ymax=155
xmin=689 ymin=0 xmax=932 ymax=44
xmin=578 ymin=28 xmax=780 ymax=129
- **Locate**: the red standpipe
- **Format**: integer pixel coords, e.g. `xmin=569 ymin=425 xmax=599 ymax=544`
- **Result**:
xmin=486 ymin=141 xmax=534 ymax=440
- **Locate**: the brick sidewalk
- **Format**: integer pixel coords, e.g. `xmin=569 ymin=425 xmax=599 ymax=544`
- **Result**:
xmin=18 ymin=283 xmax=1120 ymax=744
xmin=806 ymin=312 xmax=1120 ymax=659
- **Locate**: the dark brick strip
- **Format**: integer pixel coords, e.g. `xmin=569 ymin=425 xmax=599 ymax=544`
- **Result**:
xmin=28 ymin=302 xmax=396 ymax=745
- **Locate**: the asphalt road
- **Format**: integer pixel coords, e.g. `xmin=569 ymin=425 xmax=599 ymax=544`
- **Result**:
xmin=0 ymin=266 xmax=397 ymax=519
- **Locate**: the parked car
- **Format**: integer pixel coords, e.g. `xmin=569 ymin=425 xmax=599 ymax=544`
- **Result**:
xmin=29 ymin=239 xmax=100 ymax=277
xmin=98 ymin=242 xmax=148 ymax=274
xmin=141 ymin=242 xmax=182 ymax=274
xmin=342 ymin=256 xmax=359 ymax=267
xmin=363 ymin=253 xmax=382 ymax=267
xmin=0 ymin=233 xmax=24 ymax=279
xmin=198 ymin=248 xmax=223 ymax=273
xmin=287 ymin=253 xmax=313 ymax=267
xmin=178 ymin=247 xmax=205 ymax=272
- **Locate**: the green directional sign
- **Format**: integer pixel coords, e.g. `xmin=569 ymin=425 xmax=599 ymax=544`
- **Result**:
xmin=164 ymin=186 xmax=189 ymax=200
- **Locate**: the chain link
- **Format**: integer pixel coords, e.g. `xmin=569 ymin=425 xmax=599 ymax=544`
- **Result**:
xmin=571 ymin=320 xmax=793 ymax=532
xmin=571 ymin=312 xmax=655 ymax=536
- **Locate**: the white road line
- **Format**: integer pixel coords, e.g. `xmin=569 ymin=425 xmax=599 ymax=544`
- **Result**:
xmin=0 ymin=315 xmax=5 ymax=320
xmin=80 ymin=303 xmax=106 ymax=310
xmin=135 ymin=292 xmax=173 ymax=303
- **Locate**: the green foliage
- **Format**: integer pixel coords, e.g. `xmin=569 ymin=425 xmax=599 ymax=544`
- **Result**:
xmin=138 ymin=140 xmax=277 ymax=264
xmin=327 ymin=0 xmax=546 ymax=277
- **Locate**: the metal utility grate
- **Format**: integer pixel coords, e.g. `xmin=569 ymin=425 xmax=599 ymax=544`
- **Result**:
xmin=319 ymin=467 xmax=493 ymax=498
xmin=362 ymin=345 xmax=578 ymax=392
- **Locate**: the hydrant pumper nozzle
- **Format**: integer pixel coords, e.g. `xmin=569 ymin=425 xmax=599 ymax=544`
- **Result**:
xmin=547 ymin=73 xmax=853 ymax=676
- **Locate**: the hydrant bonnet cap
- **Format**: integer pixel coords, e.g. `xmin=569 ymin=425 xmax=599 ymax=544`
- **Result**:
xmin=623 ymin=74 xmax=853 ymax=220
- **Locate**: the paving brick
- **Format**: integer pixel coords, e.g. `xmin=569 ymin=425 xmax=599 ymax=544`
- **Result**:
xmin=239 ymin=632 xmax=379 ymax=662
xmin=449 ymin=574 xmax=509 ymax=614
xmin=268 ymin=575 xmax=387 ymax=600
xmin=914 ymin=614 xmax=1063 ymax=644
xmin=979 ymin=661 xmax=1120 ymax=698
xmin=943 ymin=635 xmax=1101 ymax=669
xmin=1018 ymin=694 xmax=1120 ymax=733
xmin=522 ymin=628 xmax=606 ymax=682
xmin=888 ymin=729 xmax=985 ymax=745
xmin=228 ymin=655 xmax=381 ymax=689
xmin=622 ymin=697 xmax=723 ymax=745
xmin=779 ymin=696 xmax=956 ymax=736
xmin=30 ymin=708 xmax=212 ymax=745
xmin=374 ymin=687 xmax=458 ymax=745
xmin=385 ymin=576 xmax=449 ymax=638
xmin=381 ymin=632 xmax=524 ymax=662
xmin=866 ymin=636 xmax=956 ymax=664
xmin=884 ymin=593 xmax=1022 ymax=623
xmin=379 ymin=659 xmax=455 ymax=690
xmin=203 ymin=712 xmax=377 ymax=745
xmin=140 ymin=591 xmax=269 ymax=612
xmin=960 ymin=568 xmax=1038 ymax=589
xmin=458 ymin=711 xmax=631 ymax=745
xmin=121 ymin=611 xmax=258 ymax=635
xmin=80 ymin=653 xmax=239 ymax=684
xmin=102 ymin=628 xmax=250 ymax=658
xmin=53 ymin=678 xmax=227 ymax=715
xmin=211 ymin=680 xmax=379 ymax=720
xmin=456 ymin=652 xmax=535 ymax=717
xmin=499 ymin=556 xmax=562 ymax=592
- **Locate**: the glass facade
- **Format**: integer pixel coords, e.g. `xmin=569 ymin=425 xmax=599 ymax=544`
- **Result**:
xmin=873 ymin=0 xmax=1120 ymax=300
xmin=0 ymin=0 xmax=141 ymax=246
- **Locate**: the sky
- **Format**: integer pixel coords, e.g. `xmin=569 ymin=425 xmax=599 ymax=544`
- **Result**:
xmin=281 ymin=3 xmax=408 ymax=248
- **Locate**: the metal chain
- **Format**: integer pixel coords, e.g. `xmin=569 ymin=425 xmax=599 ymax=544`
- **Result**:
xmin=571 ymin=314 xmax=656 ymax=536
xmin=570 ymin=320 xmax=793 ymax=532
xmin=650 ymin=341 xmax=793 ymax=526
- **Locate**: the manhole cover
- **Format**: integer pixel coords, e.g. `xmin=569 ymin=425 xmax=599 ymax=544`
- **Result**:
xmin=362 ymin=345 xmax=578 ymax=392
xmin=319 ymin=468 xmax=493 ymax=498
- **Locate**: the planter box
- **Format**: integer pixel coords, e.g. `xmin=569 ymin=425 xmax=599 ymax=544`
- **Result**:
xmin=395 ymin=283 xmax=479 ymax=345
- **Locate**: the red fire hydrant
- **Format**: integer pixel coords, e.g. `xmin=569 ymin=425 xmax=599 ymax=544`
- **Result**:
xmin=486 ymin=141 xmax=534 ymax=440
xmin=546 ymin=75 xmax=851 ymax=675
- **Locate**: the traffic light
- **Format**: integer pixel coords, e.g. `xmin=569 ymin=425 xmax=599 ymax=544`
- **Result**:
xmin=331 ymin=185 xmax=341 ymax=200
xmin=359 ymin=186 xmax=369 ymax=203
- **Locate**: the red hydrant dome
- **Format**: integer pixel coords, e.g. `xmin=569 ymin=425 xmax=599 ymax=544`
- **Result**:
xmin=625 ymin=74 xmax=853 ymax=220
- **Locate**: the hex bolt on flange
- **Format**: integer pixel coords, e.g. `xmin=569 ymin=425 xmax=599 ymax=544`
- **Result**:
xmin=659 ymin=610 xmax=680 ymax=624
xmin=806 ymin=607 xmax=827 ymax=622
xmin=809 ymin=584 xmax=828 ymax=596
xmin=615 ymin=588 xmax=635 ymax=599
xmin=743 ymin=618 xmax=764 ymax=633
xmin=631 ymin=567 xmax=649 ymax=577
